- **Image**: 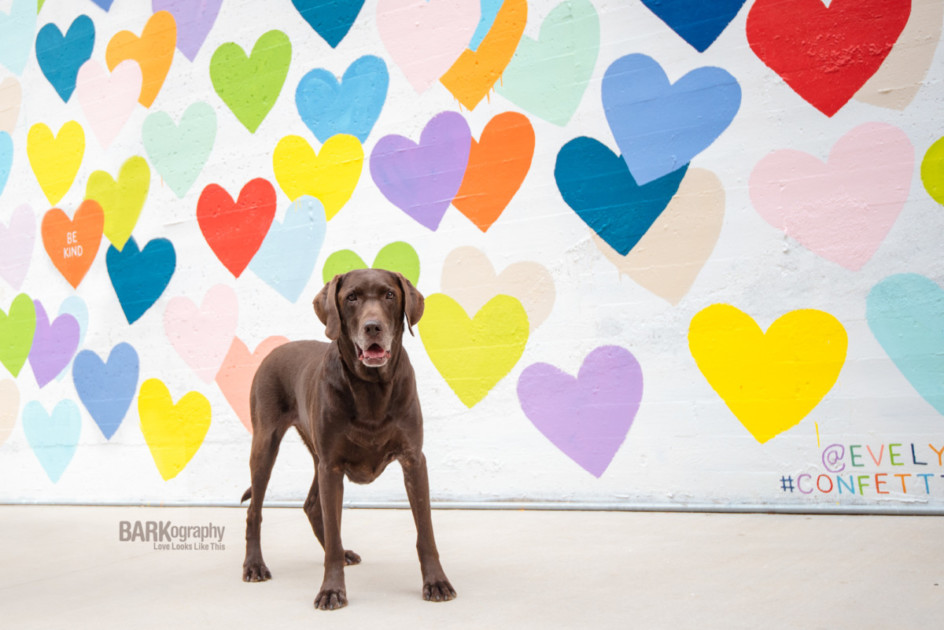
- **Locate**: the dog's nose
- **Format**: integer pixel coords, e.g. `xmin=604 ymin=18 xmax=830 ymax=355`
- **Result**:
xmin=364 ymin=320 xmax=383 ymax=337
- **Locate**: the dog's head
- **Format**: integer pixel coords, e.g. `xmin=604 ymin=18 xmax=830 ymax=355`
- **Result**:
xmin=313 ymin=269 xmax=424 ymax=369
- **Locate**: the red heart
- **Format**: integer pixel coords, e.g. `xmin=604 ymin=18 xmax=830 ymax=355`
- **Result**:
xmin=746 ymin=0 xmax=910 ymax=117
xmin=197 ymin=178 xmax=276 ymax=277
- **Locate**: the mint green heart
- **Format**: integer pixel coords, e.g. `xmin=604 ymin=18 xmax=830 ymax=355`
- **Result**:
xmin=322 ymin=242 xmax=420 ymax=286
xmin=210 ymin=30 xmax=291 ymax=133
xmin=495 ymin=0 xmax=599 ymax=126
xmin=142 ymin=102 xmax=216 ymax=198
xmin=0 ymin=293 xmax=36 ymax=377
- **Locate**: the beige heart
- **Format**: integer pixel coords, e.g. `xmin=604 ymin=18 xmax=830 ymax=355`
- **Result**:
xmin=0 ymin=77 xmax=21 ymax=134
xmin=0 ymin=379 xmax=18 ymax=446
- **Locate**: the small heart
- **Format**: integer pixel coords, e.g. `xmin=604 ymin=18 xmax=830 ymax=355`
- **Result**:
xmin=75 ymin=59 xmax=142 ymax=148
xmin=292 ymin=0 xmax=364 ymax=48
xmin=555 ymin=136 xmax=687 ymax=256
xmin=73 ymin=342 xmax=139 ymax=440
xmin=0 ymin=131 xmax=11 ymax=198
xmin=750 ymin=122 xmax=913 ymax=271
xmin=494 ymin=0 xmax=599 ymax=126
xmin=55 ymin=296 xmax=88 ymax=382
xmin=295 ymin=55 xmax=388 ymax=143
xmin=210 ymin=30 xmax=291 ymax=133
xmin=28 ymin=300 xmax=79 ymax=388
xmin=215 ymin=336 xmax=289 ymax=432
xmin=41 ymin=200 xmax=104 ymax=289
xmin=0 ymin=77 xmax=22 ymax=133
xmin=197 ymin=178 xmax=276 ymax=277
xmin=23 ymin=399 xmax=82 ymax=483
xmin=152 ymin=0 xmax=223 ymax=61
xmin=688 ymin=304 xmax=847 ymax=443
xmin=27 ymin=121 xmax=85 ymax=206
xmin=142 ymin=102 xmax=216 ymax=198
xmin=370 ymin=111 xmax=471 ymax=231
xmin=0 ymin=293 xmax=36 ymax=377
xmin=921 ymin=135 xmax=944 ymax=207
xmin=85 ymin=155 xmax=150 ymax=252
xmin=250 ymin=196 xmax=327 ymax=302
xmin=138 ymin=378 xmax=211 ymax=481
xmin=418 ymin=293 xmax=529 ymax=408
xmin=106 ymin=10 xmax=177 ymax=107
xmin=518 ymin=346 xmax=642 ymax=478
xmin=0 ymin=0 xmax=37 ymax=75
xmin=272 ymin=134 xmax=363 ymax=220
xmin=163 ymin=284 xmax=239 ymax=383
xmin=321 ymin=241 xmax=420 ymax=286
xmin=641 ymin=0 xmax=746 ymax=52
xmin=106 ymin=236 xmax=176 ymax=325
xmin=90 ymin=0 xmax=114 ymax=10
xmin=0 ymin=379 xmax=18 ymax=446
xmin=35 ymin=14 xmax=95 ymax=102
xmin=0 ymin=204 xmax=34 ymax=290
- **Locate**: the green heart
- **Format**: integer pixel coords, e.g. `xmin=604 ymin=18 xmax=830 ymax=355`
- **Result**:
xmin=210 ymin=30 xmax=291 ymax=133
xmin=0 ymin=293 xmax=36 ymax=378
xmin=921 ymin=135 xmax=944 ymax=206
xmin=142 ymin=102 xmax=216 ymax=198
xmin=494 ymin=0 xmax=599 ymax=126
xmin=322 ymin=241 xmax=420 ymax=286
xmin=85 ymin=156 xmax=150 ymax=252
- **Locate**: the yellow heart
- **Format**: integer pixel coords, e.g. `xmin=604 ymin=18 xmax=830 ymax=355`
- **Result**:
xmin=272 ymin=134 xmax=362 ymax=220
xmin=419 ymin=293 xmax=529 ymax=408
xmin=138 ymin=378 xmax=211 ymax=481
xmin=85 ymin=156 xmax=150 ymax=251
xmin=688 ymin=305 xmax=847 ymax=444
xmin=27 ymin=121 xmax=85 ymax=206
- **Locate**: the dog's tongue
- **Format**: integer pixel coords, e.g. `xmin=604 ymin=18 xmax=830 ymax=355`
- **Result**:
xmin=363 ymin=344 xmax=386 ymax=360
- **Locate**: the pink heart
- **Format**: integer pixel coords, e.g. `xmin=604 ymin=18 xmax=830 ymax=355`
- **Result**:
xmin=377 ymin=0 xmax=479 ymax=92
xmin=749 ymin=122 xmax=913 ymax=271
xmin=75 ymin=59 xmax=143 ymax=148
xmin=163 ymin=284 xmax=238 ymax=382
xmin=0 ymin=204 xmax=34 ymax=289
xmin=215 ymin=335 xmax=288 ymax=432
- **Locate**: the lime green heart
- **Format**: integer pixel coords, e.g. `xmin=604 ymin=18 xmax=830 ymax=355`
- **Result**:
xmin=921 ymin=135 xmax=944 ymax=206
xmin=85 ymin=155 xmax=150 ymax=252
xmin=210 ymin=30 xmax=291 ymax=134
xmin=321 ymin=241 xmax=420 ymax=286
xmin=0 ymin=293 xmax=36 ymax=378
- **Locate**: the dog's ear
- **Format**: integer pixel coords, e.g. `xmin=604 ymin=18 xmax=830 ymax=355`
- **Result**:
xmin=396 ymin=273 xmax=424 ymax=336
xmin=313 ymin=275 xmax=342 ymax=340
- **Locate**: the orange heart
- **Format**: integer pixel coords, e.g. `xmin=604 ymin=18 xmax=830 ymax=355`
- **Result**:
xmin=105 ymin=10 xmax=176 ymax=108
xmin=215 ymin=335 xmax=288 ymax=432
xmin=453 ymin=111 xmax=534 ymax=232
xmin=41 ymin=200 xmax=105 ymax=289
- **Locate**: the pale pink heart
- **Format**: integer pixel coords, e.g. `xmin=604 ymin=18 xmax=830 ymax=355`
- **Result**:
xmin=0 ymin=379 xmax=18 ymax=446
xmin=0 ymin=204 xmax=35 ymax=289
xmin=749 ymin=122 xmax=913 ymax=271
xmin=377 ymin=0 xmax=480 ymax=92
xmin=163 ymin=284 xmax=239 ymax=383
xmin=215 ymin=335 xmax=289 ymax=432
xmin=75 ymin=59 xmax=143 ymax=148
xmin=0 ymin=76 xmax=21 ymax=133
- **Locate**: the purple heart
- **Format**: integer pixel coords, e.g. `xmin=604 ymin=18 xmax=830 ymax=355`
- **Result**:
xmin=152 ymin=0 xmax=223 ymax=61
xmin=369 ymin=110 xmax=471 ymax=231
xmin=0 ymin=204 xmax=34 ymax=290
xmin=28 ymin=300 xmax=80 ymax=388
xmin=517 ymin=346 xmax=643 ymax=478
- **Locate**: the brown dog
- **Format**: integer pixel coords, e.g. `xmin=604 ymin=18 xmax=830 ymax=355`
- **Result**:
xmin=241 ymin=269 xmax=455 ymax=610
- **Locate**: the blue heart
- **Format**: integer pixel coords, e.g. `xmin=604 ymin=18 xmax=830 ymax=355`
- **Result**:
xmin=22 ymin=399 xmax=81 ymax=483
xmin=35 ymin=15 xmax=95 ymax=103
xmin=291 ymin=0 xmax=365 ymax=48
xmin=867 ymin=274 xmax=944 ymax=416
xmin=106 ymin=236 xmax=176 ymax=325
xmin=90 ymin=0 xmax=114 ymax=10
xmin=555 ymin=136 xmax=687 ymax=256
xmin=0 ymin=0 xmax=37 ymax=75
xmin=469 ymin=0 xmax=504 ymax=51
xmin=641 ymin=0 xmax=746 ymax=52
xmin=602 ymin=53 xmax=740 ymax=186
xmin=0 ymin=131 xmax=11 ymax=196
xmin=73 ymin=342 xmax=139 ymax=440
xmin=250 ymin=196 xmax=327 ymax=302
xmin=295 ymin=55 xmax=388 ymax=144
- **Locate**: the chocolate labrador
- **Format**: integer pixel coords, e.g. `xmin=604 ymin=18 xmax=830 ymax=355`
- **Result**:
xmin=241 ymin=269 xmax=455 ymax=610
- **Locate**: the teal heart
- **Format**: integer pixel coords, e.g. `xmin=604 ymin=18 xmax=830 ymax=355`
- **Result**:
xmin=494 ymin=0 xmax=599 ymax=126
xmin=23 ymin=399 xmax=81 ymax=483
xmin=0 ymin=0 xmax=37 ymax=75
xmin=142 ymin=102 xmax=217 ymax=198
xmin=867 ymin=274 xmax=944 ymax=415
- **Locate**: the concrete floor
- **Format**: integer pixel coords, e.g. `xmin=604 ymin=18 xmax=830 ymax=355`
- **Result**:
xmin=1 ymin=506 xmax=942 ymax=629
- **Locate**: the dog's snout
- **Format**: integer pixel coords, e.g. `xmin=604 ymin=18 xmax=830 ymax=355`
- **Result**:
xmin=364 ymin=320 xmax=383 ymax=336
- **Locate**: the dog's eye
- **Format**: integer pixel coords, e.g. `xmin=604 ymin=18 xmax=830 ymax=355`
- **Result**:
xmin=386 ymin=291 xmax=395 ymax=300
xmin=345 ymin=293 xmax=358 ymax=302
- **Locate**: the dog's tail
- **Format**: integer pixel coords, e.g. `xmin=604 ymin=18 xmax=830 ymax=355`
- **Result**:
xmin=240 ymin=487 xmax=252 ymax=503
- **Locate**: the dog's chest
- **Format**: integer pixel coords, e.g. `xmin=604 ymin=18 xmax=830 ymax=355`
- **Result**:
xmin=337 ymin=419 xmax=403 ymax=484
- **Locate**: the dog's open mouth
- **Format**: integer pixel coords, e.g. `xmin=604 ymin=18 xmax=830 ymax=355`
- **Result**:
xmin=356 ymin=343 xmax=391 ymax=367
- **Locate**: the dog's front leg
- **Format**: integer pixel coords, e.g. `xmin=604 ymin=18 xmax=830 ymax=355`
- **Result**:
xmin=402 ymin=453 xmax=456 ymax=602
xmin=314 ymin=463 xmax=348 ymax=610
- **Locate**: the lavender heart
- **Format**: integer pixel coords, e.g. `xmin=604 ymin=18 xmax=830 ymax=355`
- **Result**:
xmin=517 ymin=346 xmax=643 ymax=478
xmin=152 ymin=0 xmax=223 ymax=61
xmin=369 ymin=110 xmax=471 ymax=231
xmin=28 ymin=300 xmax=80 ymax=388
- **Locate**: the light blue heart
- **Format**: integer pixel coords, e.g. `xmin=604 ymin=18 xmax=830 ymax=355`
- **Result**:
xmin=55 ymin=296 xmax=88 ymax=382
xmin=249 ymin=196 xmax=327 ymax=302
xmin=0 ymin=0 xmax=37 ymax=75
xmin=867 ymin=273 xmax=944 ymax=416
xmin=23 ymin=399 xmax=81 ymax=483
xmin=602 ymin=53 xmax=741 ymax=185
xmin=142 ymin=102 xmax=217 ymax=198
xmin=295 ymin=55 xmax=388 ymax=144
xmin=0 ymin=131 xmax=11 ymax=196
xmin=469 ymin=0 xmax=504 ymax=51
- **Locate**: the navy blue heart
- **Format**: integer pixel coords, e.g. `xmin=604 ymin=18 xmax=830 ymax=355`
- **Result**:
xmin=35 ymin=15 xmax=95 ymax=102
xmin=72 ymin=342 xmax=139 ymax=440
xmin=641 ymin=0 xmax=746 ymax=52
xmin=106 ymin=237 xmax=176 ymax=325
xmin=555 ymin=137 xmax=687 ymax=256
xmin=292 ymin=0 xmax=365 ymax=48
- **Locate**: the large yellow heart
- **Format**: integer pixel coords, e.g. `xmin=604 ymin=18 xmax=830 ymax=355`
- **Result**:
xmin=272 ymin=134 xmax=362 ymax=220
xmin=138 ymin=378 xmax=211 ymax=481
xmin=27 ymin=121 xmax=85 ymax=206
xmin=688 ymin=305 xmax=847 ymax=443
xmin=85 ymin=155 xmax=150 ymax=251
xmin=419 ymin=293 xmax=529 ymax=408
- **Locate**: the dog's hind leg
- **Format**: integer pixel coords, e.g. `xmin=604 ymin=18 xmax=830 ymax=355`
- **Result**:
xmin=243 ymin=420 xmax=289 ymax=582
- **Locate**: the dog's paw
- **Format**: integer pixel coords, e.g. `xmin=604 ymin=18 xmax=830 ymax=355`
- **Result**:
xmin=344 ymin=550 xmax=362 ymax=566
xmin=314 ymin=587 xmax=348 ymax=611
xmin=423 ymin=578 xmax=457 ymax=602
xmin=242 ymin=560 xmax=272 ymax=582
